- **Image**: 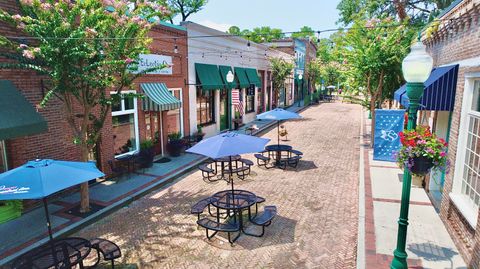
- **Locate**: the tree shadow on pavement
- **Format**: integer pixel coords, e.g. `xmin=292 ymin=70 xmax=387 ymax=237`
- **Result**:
xmin=291 ymin=160 xmax=318 ymax=172
xmin=407 ymin=243 xmax=466 ymax=269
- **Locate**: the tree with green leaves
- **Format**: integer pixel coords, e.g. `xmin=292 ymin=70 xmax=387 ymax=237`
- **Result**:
xmin=0 ymin=0 xmax=168 ymax=212
xmin=291 ymin=26 xmax=315 ymax=39
xmin=159 ymin=0 xmax=208 ymax=23
xmin=341 ymin=17 xmax=414 ymax=144
xmin=337 ymin=0 xmax=455 ymax=25
xmin=269 ymin=57 xmax=294 ymax=107
xmin=227 ymin=26 xmax=284 ymax=42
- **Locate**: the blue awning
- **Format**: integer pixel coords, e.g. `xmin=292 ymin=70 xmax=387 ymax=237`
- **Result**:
xmin=394 ymin=64 xmax=459 ymax=111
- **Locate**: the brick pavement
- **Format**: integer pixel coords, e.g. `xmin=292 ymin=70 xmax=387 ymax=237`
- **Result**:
xmin=75 ymin=102 xmax=362 ymax=268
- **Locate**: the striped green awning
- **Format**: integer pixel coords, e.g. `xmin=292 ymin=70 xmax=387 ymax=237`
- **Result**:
xmin=234 ymin=67 xmax=250 ymax=89
xmin=0 ymin=80 xmax=47 ymax=140
xmin=244 ymin=68 xmax=261 ymax=87
xmin=195 ymin=63 xmax=224 ymax=90
xmin=219 ymin=65 xmax=237 ymax=89
xmin=141 ymin=83 xmax=181 ymax=111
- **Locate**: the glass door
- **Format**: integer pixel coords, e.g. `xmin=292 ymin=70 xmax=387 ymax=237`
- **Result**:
xmin=220 ymin=89 xmax=229 ymax=131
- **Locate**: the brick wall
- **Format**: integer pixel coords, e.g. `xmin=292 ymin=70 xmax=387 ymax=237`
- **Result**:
xmin=425 ymin=3 xmax=480 ymax=267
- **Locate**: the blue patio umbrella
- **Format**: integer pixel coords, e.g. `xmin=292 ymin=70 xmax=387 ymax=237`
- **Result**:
xmin=186 ymin=132 xmax=269 ymax=191
xmin=0 ymin=159 xmax=104 ymax=239
xmin=256 ymin=108 xmax=302 ymax=145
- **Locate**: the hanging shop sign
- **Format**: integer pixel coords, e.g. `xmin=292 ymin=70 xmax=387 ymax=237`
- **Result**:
xmin=133 ymin=54 xmax=173 ymax=75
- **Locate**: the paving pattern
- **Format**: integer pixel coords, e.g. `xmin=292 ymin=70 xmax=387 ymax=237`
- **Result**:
xmin=75 ymin=102 xmax=361 ymax=269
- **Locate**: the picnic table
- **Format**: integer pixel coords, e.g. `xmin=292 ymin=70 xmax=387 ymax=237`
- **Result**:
xmin=255 ymin=144 xmax=303 ymax=169
xmin=12 ymin=237 xmax=92 ymax=269
xmin=194 ymin=190 xmax=277 ymax=244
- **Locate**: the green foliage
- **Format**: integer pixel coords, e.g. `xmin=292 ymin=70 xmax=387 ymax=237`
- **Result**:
xmin=291 ymin=26 xmax=315 ymax=39
xmin=168 ymin=132 xmax=182 ymax=141
xmin=227 ymin=26 xmax=284 ymax=43
xmin=196 ymin=124 xmax=203 ymax=134
xmin=336 ymin=0 xmax=456 ymax=26
xmin=269 ymin=57 xmax=294 ymax=101
xmin=140 ymin=139 xmax=154 ymax=150
xmin=158 ymin=0 xmax=208 ymax=22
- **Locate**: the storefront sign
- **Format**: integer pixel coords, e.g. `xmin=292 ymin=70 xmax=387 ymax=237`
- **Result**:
xmin=134 ymin=54 xmax=173 ymax=75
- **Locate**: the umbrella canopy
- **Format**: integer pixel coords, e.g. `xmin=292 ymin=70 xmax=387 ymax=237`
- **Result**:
xmin=186 ymin=132 xmax=270 ymax=159
xmin=256 ymin=108 xmax=302 ymax=121
xmin=0 ymin=159 xmax=104 ymax=200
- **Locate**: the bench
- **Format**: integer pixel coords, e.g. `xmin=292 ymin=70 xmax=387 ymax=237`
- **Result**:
xmin=197 ymin=218 xmax=240 ymax=245
xmin=191 ymin=197 xmax=215 ymax=220
xmin=198 ymin=162 xmax=217 ymax=182
xmin=289 ymin=149 xmax=303 ymax=156
xmin=279 ymin=155 xmax=302 ymax=169
xmin=244 ymin=205 xmax=277 ymax=237
xmin=89 ymin=238 xmax=121 ymax=269
xmin=254 ymin=152 xmax=271 ymax=168
xmin=224 ymin=166 xmax=249 ymax=180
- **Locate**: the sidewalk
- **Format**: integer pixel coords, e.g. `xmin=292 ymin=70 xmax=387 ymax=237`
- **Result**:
xmin=0 ymin=103 xmax=308 ymax=266
xmin=358 ymin=112 xmax=466 ymax=268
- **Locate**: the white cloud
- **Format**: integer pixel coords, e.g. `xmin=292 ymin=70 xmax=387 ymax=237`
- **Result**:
xmin=197 ymin=20 xmax=232 ymax=32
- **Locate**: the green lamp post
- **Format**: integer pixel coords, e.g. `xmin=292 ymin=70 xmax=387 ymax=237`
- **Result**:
xmin=391 ymin=40 xmax=433 ymax=269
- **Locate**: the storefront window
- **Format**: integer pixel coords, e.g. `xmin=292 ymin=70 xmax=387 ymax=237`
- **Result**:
xmin=196 ymin=87 xmax=215 ymax=126
xmin=167 ymin=89 xmax=182 ymax=135
xmin=112 ymin=93 xmax=139 ymax=156
xmin=459 ymin=80 xmax=480 ymax=206
xmin=0 ymin=141 xmax=7 ymax=173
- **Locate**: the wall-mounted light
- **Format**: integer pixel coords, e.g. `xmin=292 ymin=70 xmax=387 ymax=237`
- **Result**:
xmin=174 ymin=38 xmax=178 ymax=54
xmin=226 ymin=70 xmax=234 ymax=83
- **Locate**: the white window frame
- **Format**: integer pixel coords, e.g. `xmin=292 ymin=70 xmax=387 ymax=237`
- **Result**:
xmin=111 ymin=91 xmax=140 ymax=157
xmin=450 ymin=73 xmax=480 ymax=228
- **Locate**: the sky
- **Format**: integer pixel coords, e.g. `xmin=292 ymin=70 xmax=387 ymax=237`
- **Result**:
xmin=183 ymin=0 xmax=341 ymax=38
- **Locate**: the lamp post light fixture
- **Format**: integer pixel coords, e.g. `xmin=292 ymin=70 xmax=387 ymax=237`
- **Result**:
xmin=226 ymin=70 xmax=234 ymax=83
xmin=298 ymin=74 xmax=303 ymax=107
xmin=390 ymin=39 xmax=433 ymax=269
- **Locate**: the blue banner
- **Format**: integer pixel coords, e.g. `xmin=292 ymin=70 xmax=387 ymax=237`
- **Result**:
xmin=373 ymin=109 xmax=406 ymax=162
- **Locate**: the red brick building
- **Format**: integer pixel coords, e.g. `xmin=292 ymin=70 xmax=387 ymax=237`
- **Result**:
xmin=423 ymin=0 xmax=480 ymax=267
xmin=0 ymin=1 xmax=190 ymax=175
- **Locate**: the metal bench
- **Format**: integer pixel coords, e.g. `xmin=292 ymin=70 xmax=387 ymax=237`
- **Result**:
xmin=254 ymin=152 xmax=271 ymax=168
xmin=89 ymin=238 xmax=121 ymax=269
xmin=198 ymin=162 xmax=217 ymax=182
xmin=239 ymin=158 xmax=254 ymax=174
xmin=289 ymin=149 xmax=303 ymax=156
xmin=224 ymin=166 xmax=249 ymax=180
xmin=245 ymin=205 xmax=277 ymax=237
xmin=191 ymin=197 xmax=215 ymax=220
xmin=197 ymin=218 xmax=240 ymax=245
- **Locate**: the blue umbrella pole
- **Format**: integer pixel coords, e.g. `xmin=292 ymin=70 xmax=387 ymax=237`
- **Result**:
xmin=42 ymin=198 xmax=53 ymax=240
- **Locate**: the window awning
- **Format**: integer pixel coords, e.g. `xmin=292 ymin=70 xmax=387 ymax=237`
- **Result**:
xmin=244 ymin=68 xmax=262 ymax=87
xmin=141 ymin=83 xmax=181 ymax=111
xmin=394 ymin=64 xmax=459 ymax=111
xmin=0 ymin=80 xmax=47 ymax=140
xmin=234 ymin=67 xmax=250 ymax=89
xmin=195 ymin=63 xmax=224 ymax=90
xmin=219 ymin=65 xmax=237 ymax=89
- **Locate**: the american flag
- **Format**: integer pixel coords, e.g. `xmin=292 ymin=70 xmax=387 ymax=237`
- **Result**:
xmin=232 ymin=89 xmax=244 ymax=116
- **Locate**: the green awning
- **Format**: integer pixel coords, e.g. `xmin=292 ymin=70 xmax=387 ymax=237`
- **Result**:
xmin=244 ymin=68 xmax=262 ymax=87
xmin=195 ymin=63 xmax=224 ymax=90
xmin=141 ymin=83 xmax=181 ymax=111
xmin=219 ymin=65 xmax=237 ymax=89
xmin=0 ymin=80 xmax=47 ymax=140
xmin=234 ymin=67 xmax=250 ymax=89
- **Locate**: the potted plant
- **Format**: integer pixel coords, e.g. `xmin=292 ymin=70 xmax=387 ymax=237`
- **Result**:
xmin=139 ymin=139 xmax=155 ymax=168
xmin=195 ymin=125 xmax=205 ymax=142
xmin=279 ymin=125 xmax=288 ymax=140
xmin=396 ymin=125 xmax=448 ymax=183
xmin=166 ymin=132 xmax=184 ymax=157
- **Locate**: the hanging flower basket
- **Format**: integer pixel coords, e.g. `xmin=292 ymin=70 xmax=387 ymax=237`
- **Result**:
xmin=409 ymin=156 xmax=434 ymax=176
xmin=395 ymin=126 xmax=449 ymax=177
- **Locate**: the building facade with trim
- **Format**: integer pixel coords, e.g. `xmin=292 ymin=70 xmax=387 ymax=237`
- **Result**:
xmin=421 ymin=0 xmax=480 ymax=267
xmin=182 ymin=22 xmax=294 ymax=138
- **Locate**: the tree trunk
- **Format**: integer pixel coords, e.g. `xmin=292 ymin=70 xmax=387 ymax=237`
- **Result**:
xmin=79 ymin=144 xmax=90 ymax=213
xmin=393 ymin=0 xmax=408 ymax=21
